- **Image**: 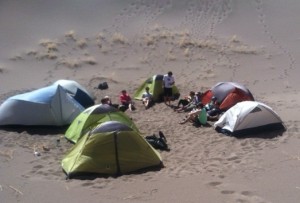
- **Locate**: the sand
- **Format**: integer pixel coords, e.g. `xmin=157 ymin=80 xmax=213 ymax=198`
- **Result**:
xmin=1 ymin=0 xmax=300 ymax=202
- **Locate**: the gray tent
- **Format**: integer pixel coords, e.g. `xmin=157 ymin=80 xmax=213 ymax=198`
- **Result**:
xmin=0 ymin=85 xmax=84 ymax=126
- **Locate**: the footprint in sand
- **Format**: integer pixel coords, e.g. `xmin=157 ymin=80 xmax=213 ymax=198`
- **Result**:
xmin=255 ymin=0 xmax=295 ymax=75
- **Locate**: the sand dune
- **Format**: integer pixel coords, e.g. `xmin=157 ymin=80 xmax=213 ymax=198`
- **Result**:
xmin=1 ymin=1 xmax=300 ymax=202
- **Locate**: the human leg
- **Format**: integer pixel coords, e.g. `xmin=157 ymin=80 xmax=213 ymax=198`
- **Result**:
xmin=166 ymin=88 xmax=173 ymax=105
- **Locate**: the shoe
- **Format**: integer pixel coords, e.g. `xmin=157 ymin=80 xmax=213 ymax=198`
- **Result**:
xmin=158 ymin=131 xmax=167 ymax=143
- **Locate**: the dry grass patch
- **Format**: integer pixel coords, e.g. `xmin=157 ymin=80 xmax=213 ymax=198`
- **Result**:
xmin=229 ymin=35 xmax=241 ymax=43
xmin=39 ymin=39 xmax=59 ymax=52
xmin=196 ymin=39 xmax=219 ymax=49
xmin=65 ymin=30 xmax=76 ymax=41
xmin=10 ymin=55 xmax=24 ymax=61
xmin=76 ymin=38 xmax=88 ymax=49
xmin=26 ymin=50 xmax=38 ymax=56
xmin=178 ymin=36 xmax=195 ymax=48
xmin=35 ymin=52 xmax=58 ymax=60
xmin=0 ymin=149 xmax=15 ymax=159
xmin=56 ymin=58 xmax=81 ymax=68
xmin=144 ymin=35 xmax=155 ymax=46
xmin=183 ymin=48 xmax=190 ymax=57
xmin=230 ymin=45 xmax=259 ymax=54
xmin=96 ymin=32 xmax=105 ymax=40
xmin=112 ymin=32 xmax=128 ymax=44
xmin=82 ymin=56 xmax=97 ymax=65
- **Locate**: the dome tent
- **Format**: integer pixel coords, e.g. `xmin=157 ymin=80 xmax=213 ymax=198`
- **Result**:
xmin=201 ymin=82 xmax=254 ymax=111
xmin=214 ymin=101 xmax=285 ymax=136
xmin=53 ymin=79 xmax=95 ymax=108
xmin=62 ymin=121 xmax=162 ymax=178
xmin=0 ymin=85 xmax=84 ymax=126
xmin=65 ymin=104 xmax=139 ymax=143
xmin=134 ymin=74 xmax=180 ymax=102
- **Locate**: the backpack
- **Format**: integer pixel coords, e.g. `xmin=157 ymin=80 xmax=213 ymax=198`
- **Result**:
xmin=145 ymin=131 xmax=169 ymax=151
xmin=98 ymin=82 xmax=108 ymax=90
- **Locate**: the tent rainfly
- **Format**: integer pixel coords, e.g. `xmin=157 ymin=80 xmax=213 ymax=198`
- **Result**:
xmin=0 ymin=85 xmax=84 ymax=126
xmin=62 ymin=121 xmax=163 ymax=178
xmin=65 ymin=104 xmax=139 ymax=143
xmin=53 ymin=79 xmax=95 ymax=108
xmin=201 ymin=82 xmax=254 ymax=111
xmin=214 ymin=101 xmax=285 ymax=136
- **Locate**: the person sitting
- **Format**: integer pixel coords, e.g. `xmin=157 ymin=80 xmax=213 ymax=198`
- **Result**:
xmin=103 ymin=96 xmax=112 ymax=105
xmin=103 ymin=95 xmax=119 ymax=109
xmin=179 ymin=102 xmax=219 ymax=125
xmin=175 ymin=91 xmax=195 ymax=109
xmin=179 ymin=103 xmax=205 ymax=124
xmin=205 ymin=96 xmax=218 ymax=111
xmin=119 ymin=90 xmax=135 ymax=112
xmin=100 ymin=97 xmax=109 ymax=105
xmin=205 ymin=96 xmax=221 ymax=120
xmin=142 ymin=87 xmax=153 ymax=109
xmin=176 ymin=92 xmax=202 ymax=113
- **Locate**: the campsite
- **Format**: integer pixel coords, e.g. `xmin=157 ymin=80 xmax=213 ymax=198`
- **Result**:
xmin=1 ymin=1 xmax=300 ymax=203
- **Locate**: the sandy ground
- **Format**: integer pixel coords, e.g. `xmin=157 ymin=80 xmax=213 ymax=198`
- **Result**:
xmin=1 ymin=1 xmax=300 ymax=202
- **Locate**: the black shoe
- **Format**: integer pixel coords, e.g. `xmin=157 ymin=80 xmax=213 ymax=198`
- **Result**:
xmin=158 ymin=131 xmax=167 ymax=143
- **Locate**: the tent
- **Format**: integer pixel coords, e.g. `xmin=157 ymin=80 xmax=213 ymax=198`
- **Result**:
xmin=214 ymin=101 xmax=285 ymax=136
xmin=62 ymin=121 xmax=162 ymax=178
xmin=134 ymin=74 xmax=180 ymax=102
xmin=53 ymin=79 xmax=95 ymax=108
xmin=65 ymin=104 xmax=139 ymax=143
xmin=201 ymin=82 xmax=254 ymax=111
xmin=0 ymin=85 xmax=84 ymax=126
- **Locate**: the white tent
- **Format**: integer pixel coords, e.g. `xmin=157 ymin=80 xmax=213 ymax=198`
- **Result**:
xmin=0 ymin=85 xmax=84 ymax=126
xmin=214 ymin=101 xmax=285 ymax=136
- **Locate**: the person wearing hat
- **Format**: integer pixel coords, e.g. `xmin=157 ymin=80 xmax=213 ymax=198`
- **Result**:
xmin=102 ymin=95 xmax=119 ymax=109
xmin=162 ymin=71 xmax=175 ymax=106
xmin=104 ymin=95 xmax=112 ymax=105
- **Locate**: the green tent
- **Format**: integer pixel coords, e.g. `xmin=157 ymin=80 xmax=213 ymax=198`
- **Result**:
xmin=62 ymin=121 xmax=162 ymax=178
xmin=65 ymin=104 xmax=139 ymax=143
xmin=134 ymin=74 xmax=180 ymax=102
